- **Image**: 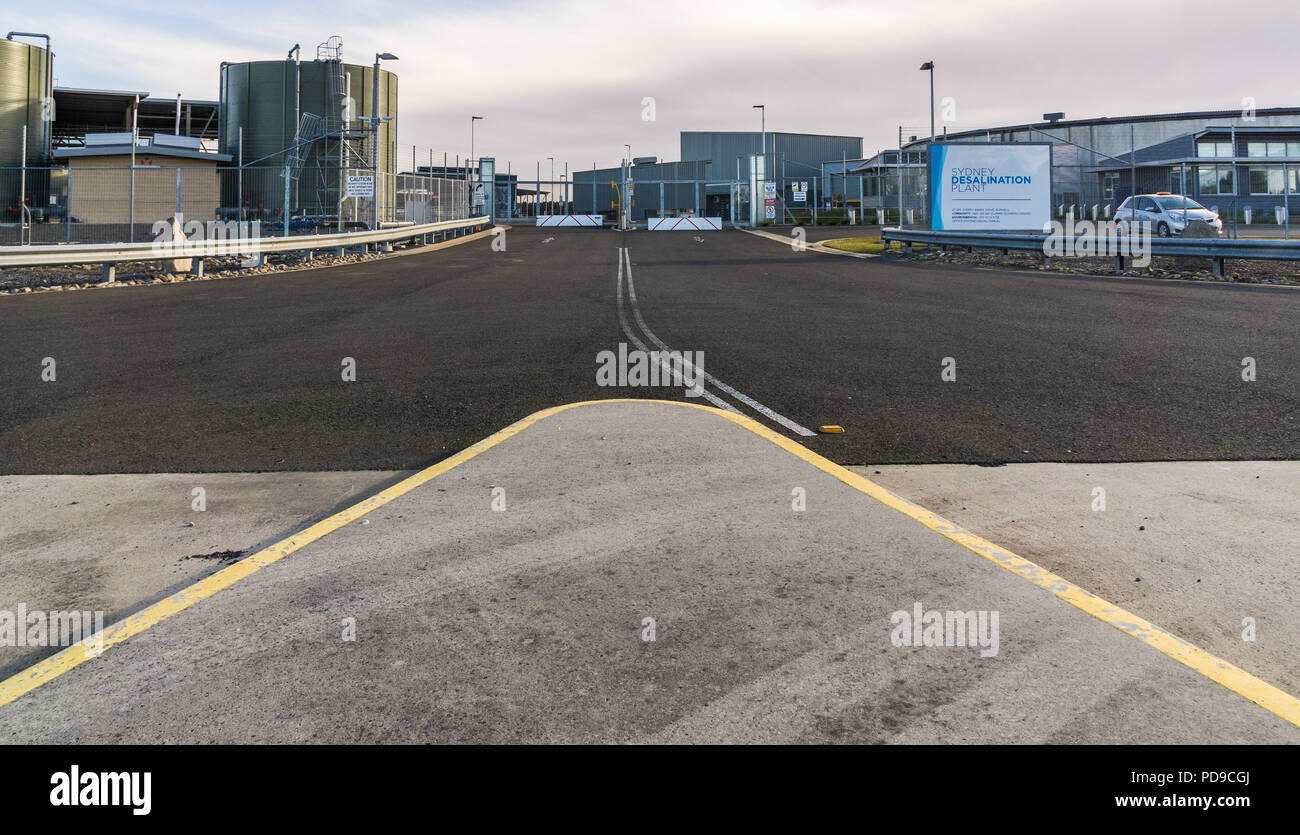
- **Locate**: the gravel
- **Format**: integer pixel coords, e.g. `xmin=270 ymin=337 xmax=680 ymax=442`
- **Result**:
xmin=886 ymin=247 xmax=1300 ymax=286
xmin=0 ymin=248 xmax=411 ymax=294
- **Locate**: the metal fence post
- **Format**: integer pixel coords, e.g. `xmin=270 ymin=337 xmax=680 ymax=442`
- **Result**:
xmin=283 ymin=164 xmax=291 ymax=238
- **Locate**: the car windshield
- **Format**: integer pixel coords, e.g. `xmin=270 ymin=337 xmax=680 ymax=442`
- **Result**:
xmin=1156 ymin=196 xmax=1205 ymax=211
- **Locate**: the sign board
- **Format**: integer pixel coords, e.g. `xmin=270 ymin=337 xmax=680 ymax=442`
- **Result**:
xmin=472 ymin=181 xmax=486 ymax=207
xmin=764 ymin=204 xmax=776 ymax=219
xmin=793 ymin=190 xmax=806 ymax=203
xmin=345 ymin=175 xmax=375 ymax=199
xmin=800 ymin=181 xmax=808 ymax=192
xmin=763 ymin=181 xmax=776 ymax=198
xmin=928 ymin=143 xmax=1052 ymax=231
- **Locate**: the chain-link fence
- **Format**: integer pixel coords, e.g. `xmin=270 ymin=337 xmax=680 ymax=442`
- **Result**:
xmin=0 ymin=165 xmax=472 ymax=246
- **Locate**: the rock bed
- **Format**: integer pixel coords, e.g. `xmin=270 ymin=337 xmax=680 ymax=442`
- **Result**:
xmin=888 ymin=247 xmax=1300 ymax=286
xmin=1 ymin=248 xmax=404 ymax=294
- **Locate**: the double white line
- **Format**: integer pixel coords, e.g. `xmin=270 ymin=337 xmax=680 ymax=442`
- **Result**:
xmin=616 ymin=247 xmax=815 ymax=437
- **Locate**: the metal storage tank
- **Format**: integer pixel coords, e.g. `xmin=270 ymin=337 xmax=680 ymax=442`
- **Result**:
xmin=0 ymin=36 xmax=50 ymax=166
xmin=218 ymin=45 xmax=396 ymax=225
xmin=1 ymin=36 xmax=53 ymax=224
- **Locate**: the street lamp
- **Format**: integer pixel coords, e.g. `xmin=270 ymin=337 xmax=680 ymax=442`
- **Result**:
xmin=918 ymin=61 xmax=934 ymax=144
xmin=470 ymin=116 xmax=483 ymax=178
xmin=371 ymin=52 xmax=397 ymax=229
xmin=753 ymin=104 xmax=766 ymax=169
xmin=547 ymin=156 xmax=554 ymax=214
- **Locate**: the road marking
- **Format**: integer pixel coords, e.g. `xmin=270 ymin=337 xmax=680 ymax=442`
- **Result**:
xmin=738 ymin=227 xmax=882 ymax=259
xmin=616 ymin=247 xmax=739 ymax=414
xmin=3 ymin=399 xmax=1297 ymax=731
xmin=620 ymin=247 xmax=816 ymax=436
xmin=0 ymin=407 xmax=553 ymax=710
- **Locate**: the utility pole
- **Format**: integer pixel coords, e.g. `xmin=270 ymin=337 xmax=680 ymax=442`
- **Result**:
xmin=897 ymin=126 xmax=904 ymax=227
xmin=130 ymin=94 xmax=138 ymax=242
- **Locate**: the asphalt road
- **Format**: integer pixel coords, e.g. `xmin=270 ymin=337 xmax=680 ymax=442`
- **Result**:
xmin=2 ymin=225 xmax=1297 ymax=473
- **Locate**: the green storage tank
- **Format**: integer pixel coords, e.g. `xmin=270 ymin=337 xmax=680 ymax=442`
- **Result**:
xmin=218 ymin=56 xmax=396 ymax=223
xmin=0 ymin=36 xmax=52 ymax=221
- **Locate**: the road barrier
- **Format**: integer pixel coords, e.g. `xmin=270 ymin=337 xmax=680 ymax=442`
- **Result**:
xmin=880 ymin=227 xmax=1300 ymax=277
xmin=536 ymin=215 xmax=604 ymax=228
xmin=0 ymin=216 xmax=491 ymax=277
xmin=648 ymin=216 xmax=723 ymax=231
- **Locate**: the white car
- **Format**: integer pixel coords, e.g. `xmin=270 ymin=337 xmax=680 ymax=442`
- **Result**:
xmin=1114 ymin=193 xmax=1222 ymax=236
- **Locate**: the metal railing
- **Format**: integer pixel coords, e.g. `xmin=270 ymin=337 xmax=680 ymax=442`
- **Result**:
xmin=880 ymin=227 xmax=1300 ymax=278
xmin=0 ymin=215 xmax=491 ymax=270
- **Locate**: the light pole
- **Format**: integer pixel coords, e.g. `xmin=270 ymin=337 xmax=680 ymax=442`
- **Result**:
xmin=919 ymin=62 xmax=934 ymax=228
xmin=371 ymin=52 xmax=397 ymax=229
xmin=919 ymin=62 xmax=934 ymax=144
xmin=470 ymin=115 xmax=483 ymax=177
xmin=752 ymin=103 xmax=766 ymax=172
xmin=547 ymin=156 xmax=554 ymax=213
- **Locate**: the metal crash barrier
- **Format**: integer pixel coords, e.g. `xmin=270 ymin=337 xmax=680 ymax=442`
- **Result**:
xmin=0 ymin=216 xmax=492 ymax=279
xmin=880 ymin=227 xmax=1300 ymax=278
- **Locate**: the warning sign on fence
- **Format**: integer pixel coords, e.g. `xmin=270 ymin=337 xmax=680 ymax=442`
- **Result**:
xmin=345 ymin=175 xmax=375 ymax=199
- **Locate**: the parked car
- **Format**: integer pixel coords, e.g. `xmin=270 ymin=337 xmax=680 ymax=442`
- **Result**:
xmin=1114 ymin=193 xmax=1222 ymax=236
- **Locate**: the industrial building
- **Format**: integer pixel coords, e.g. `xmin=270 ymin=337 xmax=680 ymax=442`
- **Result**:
xmin=572 ymin=160 xmax=708 ymax=223
xmin=1 ymin=32 xmax=408 ymax=241
xmin=53 ymin=133 xmax=230 ymax=224
xmin=896 ymin=108 xmax=1300 ymax=221
xmin=569 ymin=131 xmax=862 ymax=223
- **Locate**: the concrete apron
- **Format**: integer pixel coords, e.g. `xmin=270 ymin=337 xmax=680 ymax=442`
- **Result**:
xmin=0 ymin=401 xmax=1295 ymax=743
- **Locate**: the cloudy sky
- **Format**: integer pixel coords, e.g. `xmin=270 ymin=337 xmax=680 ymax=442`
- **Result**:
xmin=9 ymin=0 xmax=1298 ymax=174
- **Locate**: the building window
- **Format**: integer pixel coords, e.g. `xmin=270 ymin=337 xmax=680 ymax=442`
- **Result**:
xmin=1197 ymin=141 xmax=1232 ymax=157
xmin=1102 ymin=173 xmax=1120 ymax=200
xmin=1248 ymin=166 xmax=1285 ymax=195
xmin=1247 ymin=141 xmax=1291 ymax=158
xmin=1198 ymin=165 xmax=1234 ymax=195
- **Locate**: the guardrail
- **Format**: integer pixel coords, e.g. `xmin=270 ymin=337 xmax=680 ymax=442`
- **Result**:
xmin=0 ymin=216 xmax=492 ymax=279
xmin=879 ymin=227 xmax=1300 ymax=277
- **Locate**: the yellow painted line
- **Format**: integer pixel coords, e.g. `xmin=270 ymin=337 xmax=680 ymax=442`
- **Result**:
xmin=693 ymin=402 xmax=1300 ymax=729
xmin=0 ymin=401 xmax=572 ymax=710
xmin=3 ymin=398 xmax=1298 ymax=731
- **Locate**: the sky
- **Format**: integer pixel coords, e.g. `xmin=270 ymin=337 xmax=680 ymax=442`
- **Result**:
xmin=9 ymin=0 xmax=1300 ymax=176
